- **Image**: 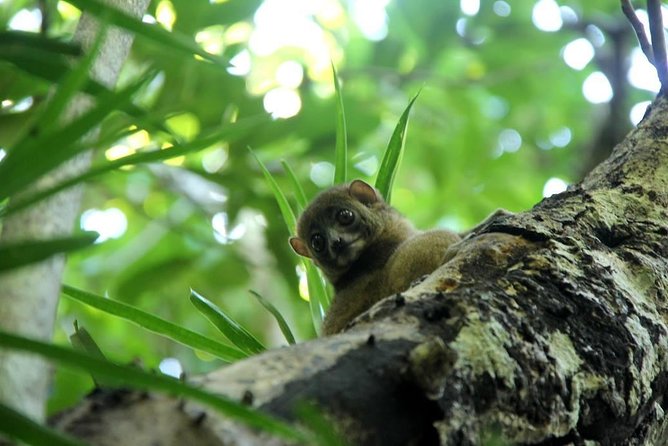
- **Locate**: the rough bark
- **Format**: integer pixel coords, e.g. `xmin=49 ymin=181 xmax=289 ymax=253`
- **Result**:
xmin=53 ymin=91 xmax=668 ymax=445
xmin=0 ymin=0 xmax=149 ymax=421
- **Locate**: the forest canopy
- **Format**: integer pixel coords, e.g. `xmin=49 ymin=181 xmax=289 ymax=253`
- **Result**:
xmin=0 ymin=0 xmax=658 ymax=420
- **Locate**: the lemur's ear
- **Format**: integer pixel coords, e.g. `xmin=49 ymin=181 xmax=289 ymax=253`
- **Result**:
xmin=289 ymin=237 xmax=311 ymax=258
xmin=348 ymin=180 xmax=379 ymax=205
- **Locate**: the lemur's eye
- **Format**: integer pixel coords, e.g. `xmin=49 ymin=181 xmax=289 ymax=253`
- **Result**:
xmin=310 ymin=234 xmax=325 ymax=252
xmin=336 ymin=209 xmax=354 ymax=225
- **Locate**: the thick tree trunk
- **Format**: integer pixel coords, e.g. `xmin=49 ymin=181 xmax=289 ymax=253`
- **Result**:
xmin=0 ymin=0 xmax=149 ymax=422
xmin=55 ymin=92 xmax=668 ymax=445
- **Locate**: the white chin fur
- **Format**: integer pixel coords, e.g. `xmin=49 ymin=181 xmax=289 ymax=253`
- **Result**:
xmin=335 ymin=239 xmax=365 ymax=267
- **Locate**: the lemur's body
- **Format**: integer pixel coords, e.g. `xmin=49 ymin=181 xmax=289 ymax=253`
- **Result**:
xmin=289 ymin=180 xmax=459 ymax=335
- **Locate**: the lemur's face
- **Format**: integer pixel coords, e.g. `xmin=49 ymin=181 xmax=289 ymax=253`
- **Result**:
xmin=289 ymin=180 xmax=382 ymax=280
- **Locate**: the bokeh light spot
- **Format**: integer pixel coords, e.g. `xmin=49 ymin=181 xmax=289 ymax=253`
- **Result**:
xmin=498 ymin=128 xmax=522 ymax=153
xmin=549 ymin=127 xmax=572 ymax=148
xmin=159 ymin=358 xmax=183 ymax=378
xmin=228 ymin=50 xmax=252 ymax=76
xmin=542 ymin=177 xmax=568 ymax=198
xmin=630 ymin=101 xmax=651 ymax=126
xmin=493 ymin=1 xmax=511 ymax=17
xmin=351 ymin=0 xmax=389 ymax=41
xmin=80 ymin=208 xmax=128 ymax=243
xmin=156 ymin=0 xmax=176 ymax=30
xmin=263 ymin=88 xmax=302 ymax=119
xmin=532 ymin=0 xmax=562 ymax=32
xmin=9 ymin=8 xmax=41 ymax=32
xmin=628 ymin=47 xmax=661 ymax=93
xmin=460 ymin=0 xmax=480 ymax=16
xmin=562 ymin=38 xmax=594 ymax=70
xmin=310 ymin=161 xmax=335 ymax=187
xmin=582 ymin=72 xmax=613 ymax=104
xmin=212 ymin=212 xmax=246 ymax=244
xmin=276 ymin=61 xmax=304 ymax=88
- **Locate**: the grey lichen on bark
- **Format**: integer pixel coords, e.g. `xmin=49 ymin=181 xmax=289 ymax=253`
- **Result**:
xmin=197 ymin=98 xmax=668 ymax=444
xmin=58 ymin=93 xmax=668 ymax=445
xmin=0 ymin=0 xmax=150 ymax=421
xmin=55 ymin=97 xmax=668 ymax=445
xmin=33 ymin=26 xmax=668 ymax=446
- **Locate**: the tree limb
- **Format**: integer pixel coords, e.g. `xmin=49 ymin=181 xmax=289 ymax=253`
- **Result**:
xmin=621 ymin=0 xmax=655 ymax=65
xmin=647 ymin=0 xmax=668 ymax=89
xmin=55 ymin=93 xmax=668 ymax=444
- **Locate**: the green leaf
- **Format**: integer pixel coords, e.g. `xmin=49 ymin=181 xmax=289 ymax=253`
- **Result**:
xmin=250 ymin=150 xmax=329 ymax=333
xmin=0 ymin=31 xmax=82 ymax=57
xmin=249 ymin=290 xmax=296 ymax=345
xmin=0 ymin=72 xmax=153 ymax=201
xmin=1 ymin=116 xmax=269 ymax=217
xmin=280 ymin=160 xmax=308 ymax=213
xmin=70 ymin=321 xmax=117 ymax=387
xmin=70 ymin=321 xmax=106 ymax=361
xmin=0 ymin=232 xmax=98 ymax=272
xmin=190 ymin=289 xmax=265 ymax=355
xmin=0 ymin=402 xmax=86 ymax=446
xmin=375 ymin=91 xmax=420 ymax=203
xmin=304 ymin=261 xmax=326 ymax=334
xmin=38 ymin=25 xmax=107 ymax=134
xmin=61 ymin=285 xmax=245 ymax=362
xmin=0 ymin=330 xmax=307 ymax=442
xmin=332 ymin=63 xmax=347 ymax=184
xmin=0 ymin=31 xmax=172 ymax=136
xmin=249 ymin=148 xmax=298 ymax=234
xmin=64 ymin=0 xmax=227 ymax=66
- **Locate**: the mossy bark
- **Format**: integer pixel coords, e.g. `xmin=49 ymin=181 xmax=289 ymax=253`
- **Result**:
xmin=56 ymin=96 xmax=668 ymax=445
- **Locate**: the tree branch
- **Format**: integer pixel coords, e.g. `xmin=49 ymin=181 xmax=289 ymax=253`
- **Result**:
xmin=621 ymin=0 xmax=655 ymax=64
xmin=55 ymin=94 xmax=668 ymax=444
xmin=647 ymin=0 xmax=668 ymax=89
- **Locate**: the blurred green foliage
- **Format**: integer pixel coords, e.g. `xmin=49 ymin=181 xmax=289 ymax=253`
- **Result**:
xmin=0 ymin=0 xmax=655 ymax=415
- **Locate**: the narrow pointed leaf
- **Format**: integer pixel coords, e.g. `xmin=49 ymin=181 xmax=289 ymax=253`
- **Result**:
xmin=1 ymin=116 xmax=269 ymax=217
xmin=70 ymin=321 xmax=117 ymax=387
xmin=0 ymin=232 xmax=98 ymax=272
xmin=309 ymin=264 xmax=331 ymax=307
xmin=0 ymin=72 xmax=153 ymax=200
xmin=304 ymin=261 xmax=326 ymax=335
xmin=332 ymin=64 xmax=347 ymax=184
xmin=0 ymin=330 xmax=307 ymax=442
xmin=0 ymin=32 xmax=172 ymax=136
xmin=190 ymin=289 xmax=265 ymax=355
xmin=0 ymin=30 xmax=81 ymax=56
xmin=251 ymin=151 xmax=328 ymax=332
xmin=70 ymin=321 xmax=107 ymax=361
xmin=249 ymin=290 xmax=296 ymax=345
xmin=280 ymin=160 xmax=308 ymax=212
xmin=249 ymin=148 xmax=298 ymax=234
xmin=0 ymin=402 xmax=86 ymax=446
xmin=250 ymin=150 xmax=331 ymax=332
xmin=61 ymin=285 xmax=245 ymax=362
xmin=375 ymin=91 xmax=420 ymax=203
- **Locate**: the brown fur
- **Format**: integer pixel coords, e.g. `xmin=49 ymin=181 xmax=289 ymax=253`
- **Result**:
xmin=289 ymin=180 xmax=460 ymax=335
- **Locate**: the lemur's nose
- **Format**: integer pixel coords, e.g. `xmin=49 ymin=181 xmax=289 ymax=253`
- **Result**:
xmin=331 ymin=237 xmax=345 ymax=253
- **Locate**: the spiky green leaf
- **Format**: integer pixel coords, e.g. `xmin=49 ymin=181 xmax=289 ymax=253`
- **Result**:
xmin=190 ymin=289 xmax=265 ymax=355
xmin=61 ymin=285 xmax=245 ymax=362
xmin=0 ymin=232 xmax=98 ymax=272
xmin=375 ymin=91 xmax=420 ymax=203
